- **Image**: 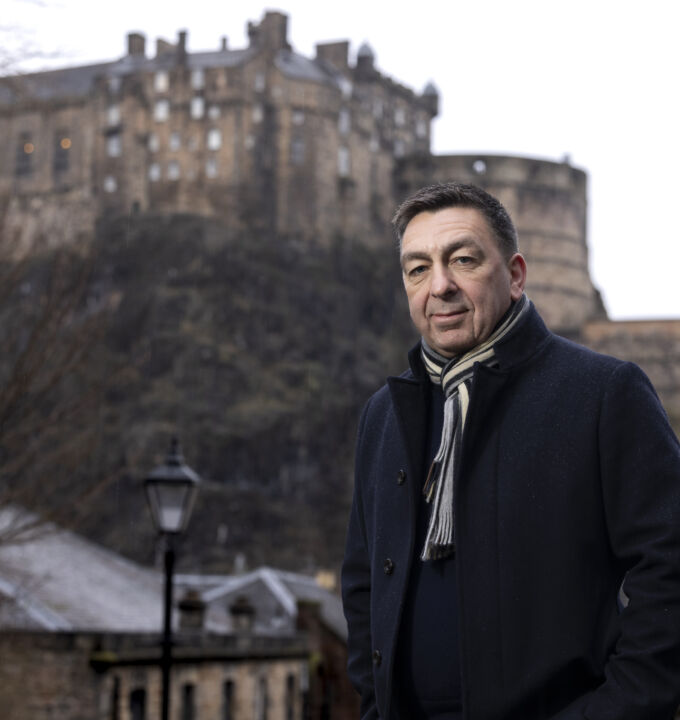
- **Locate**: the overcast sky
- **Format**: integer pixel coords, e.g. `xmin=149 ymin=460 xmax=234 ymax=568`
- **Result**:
xmin=5 ymin=0 xmax=679 ymax=320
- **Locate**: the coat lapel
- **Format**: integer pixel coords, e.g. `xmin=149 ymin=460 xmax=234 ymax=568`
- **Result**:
xmin=388 ymin=375 xmax=429 ymax=500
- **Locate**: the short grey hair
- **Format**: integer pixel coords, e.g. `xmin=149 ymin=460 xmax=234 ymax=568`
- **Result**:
xmin=392 ymin=182 xmax=519 ymax=259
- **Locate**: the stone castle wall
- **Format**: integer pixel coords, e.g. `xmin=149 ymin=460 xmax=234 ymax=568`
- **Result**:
xmin=582 ymin=319 xmax=680 ymax=427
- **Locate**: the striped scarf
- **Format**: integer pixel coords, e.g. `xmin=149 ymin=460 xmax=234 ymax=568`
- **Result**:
xmin=419 ymin=294 xmax=529 ymax=560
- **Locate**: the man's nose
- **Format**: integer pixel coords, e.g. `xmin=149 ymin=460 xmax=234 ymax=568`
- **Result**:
xmin=430 ymin=264 xmax=457 ymax=297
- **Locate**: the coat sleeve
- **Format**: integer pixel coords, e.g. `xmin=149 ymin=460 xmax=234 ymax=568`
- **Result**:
xmin=341 ymin=399 xmax=380 ymax=720
xmin=560 ymin=362 xmax=680 ymax=719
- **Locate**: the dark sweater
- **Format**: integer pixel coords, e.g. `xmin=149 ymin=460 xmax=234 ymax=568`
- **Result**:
xmin=394 ymin=383 xmax=463 ymax=719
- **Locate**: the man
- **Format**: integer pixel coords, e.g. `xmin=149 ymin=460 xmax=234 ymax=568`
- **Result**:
xmin=341 ymin=183 xmax=680 ymax=719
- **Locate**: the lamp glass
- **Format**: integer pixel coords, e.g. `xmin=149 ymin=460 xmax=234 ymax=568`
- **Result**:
xmin=146 ymin=480 xmax=196 ymax=534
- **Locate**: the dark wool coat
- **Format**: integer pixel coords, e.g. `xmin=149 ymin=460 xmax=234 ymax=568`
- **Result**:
xmin=341 ymin=304 xmax=680 ymax=720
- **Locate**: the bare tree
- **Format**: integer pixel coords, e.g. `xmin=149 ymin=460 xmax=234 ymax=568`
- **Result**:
xmin=0 ymin=239 xmax=118 ymax=546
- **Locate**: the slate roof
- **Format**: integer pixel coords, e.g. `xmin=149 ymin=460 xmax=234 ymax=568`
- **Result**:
xmin=0 ymin=508 xmax=346 ymax=641
xmin=177 ymin=566 xmax=348 ymax=641
xmin=0 ymin=507 xmax=162 ymax=632
xmin=0 ymin=41 xmax=340 ymax=105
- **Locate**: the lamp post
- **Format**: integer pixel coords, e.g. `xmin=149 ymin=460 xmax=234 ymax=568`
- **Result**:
xmin=145 ymin=438 xmax=201 ymax=720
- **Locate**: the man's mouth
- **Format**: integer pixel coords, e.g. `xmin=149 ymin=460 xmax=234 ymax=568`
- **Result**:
xmin=431 ymin=309 xmax=467 ymax=319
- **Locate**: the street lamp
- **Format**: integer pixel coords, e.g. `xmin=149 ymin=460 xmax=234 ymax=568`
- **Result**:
xmin=145 ymin=438 xmax=201 ymax=720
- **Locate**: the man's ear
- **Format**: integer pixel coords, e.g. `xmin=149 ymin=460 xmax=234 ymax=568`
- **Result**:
xmin=508 ymin=253 xmax=527 ymax=301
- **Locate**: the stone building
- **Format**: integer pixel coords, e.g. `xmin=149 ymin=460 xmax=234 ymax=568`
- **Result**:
xmin=0 ymin=10 xmax=437 ymax=253
xmin=0 ymin=508 xmax=357 ymax=720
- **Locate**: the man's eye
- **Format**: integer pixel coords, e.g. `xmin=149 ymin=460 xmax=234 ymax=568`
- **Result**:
xmin=453 ymin=256 xmax=474 ymax=265
xmin=408 ymin=265 xmax=427 ymax=277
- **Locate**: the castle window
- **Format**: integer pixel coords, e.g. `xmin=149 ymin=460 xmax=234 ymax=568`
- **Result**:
xmin=207 ymin=128 xmax=222 ymax=151
xmin=254 ymin=72 xmax=265 ymax=92
xmin=291 ymin=110 xmax=305 ymax=126
xmin=394 ymin=139 xmax=405 ymax=158
xmin=415 ymin=117 xmax=428 ymax=138
xmin=110 ymin=675 xmax=120 ymax=720
xmin=205 ymin=157 xmax=218 ymax=178
xmin=103 ymin=175 xmax=117 ymax=193
xmin=208 ymin=105 xmax=221 ymax=120
xmin=169 ymin=132 xmax=181 ymax=151
xmin=167 ymin=160 xmax=180 ymax=180
xmin=244 ymin=135 xmax=255 ymax=150
xmin=285 ymin=674 xmax=296 ymax=720
xmin=472 ymin=159 xmax=487 ymax=175
xmin=252 ymin=104 xmax=264 ymax=123
xmin=339 ymin=77 xmax=352 ymax=99
xmin=191 ymin=69 xmax=205 ymax=90
xmin=129 ymin=688 xmax=146 ymax=720
xmin=108 ymin=76 xmax=121 ymax=94
xmin=148 ymin=163 xmax=161 ymax=182
xmin=191 ymin=96 xmax=205 ymax=119
xmin=15 ymin=134 xmax=34 ymax=177
xmin=394 ymin=107 xmax=406 ymax=126
xmin=154 ymin=100 xmax=170 ymax=122
xmin=148 ymin=133 xmax=160 ymax=152
xmin=373 ymin=99 xmax=383 ymax=118
xmin=369 ymin=134 xmax=379 ymax=153
xmin=223 ymin=679 xmax=235 ymax=720
xmin=338 ymin=146 xmax=350 ymax=177
xmin=107 ymin=105 xmax=121 ymax=126
xmin=290 ymin=136 xmax=305 ymax=166
xmin=53 ymin=132 xmax=71 ymax=176
xmin=107 ymin=134 xmax=122 ymax=157
xmin=154 ymin=71 xmax=169 ymax=93
xmin=338 ymin=108 xmax=351 ymax=135
xmin=188 ymin=135 xmax=199 ymax=151
xmin=255 ymin=676 xmax=268 ymax=720
xmin=181 ymin=683 xmax=195 ymax=720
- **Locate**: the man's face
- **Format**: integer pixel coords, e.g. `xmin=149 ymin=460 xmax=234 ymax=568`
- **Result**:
xmin=400 ymin=206 xmax=526 ymax=357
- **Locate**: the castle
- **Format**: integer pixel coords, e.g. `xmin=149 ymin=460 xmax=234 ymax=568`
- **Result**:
xmin=0 ymin=10 xmax=678 ymax=424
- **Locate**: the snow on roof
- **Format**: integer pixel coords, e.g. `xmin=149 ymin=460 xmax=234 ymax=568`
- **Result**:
xmin=0 ymin=508 xmax=162 ymax=632
xmin=0 ymin=510 xmax=346 ymax=641
xmin=179 ymin=565 xmax=347 ymax=641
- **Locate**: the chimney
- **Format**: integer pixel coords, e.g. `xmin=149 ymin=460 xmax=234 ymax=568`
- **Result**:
xmin=177 ymin=30 xmax=188 ymax=61
xmin=355 ymin=42 xmax=376 ymax=80
xmin=247 ymin=20 xmax=260 ymax=47
xmin=220 ymin=36 xmax=228 ymax=51
xmin=229 ymin=595 xmax=255 ymax=633
xmin=296 ymin=600 xmax=323 ymax=654
xmin=156 ymin=38 xmax=175 ymax=57
xmin=247 ymin=12 xmax=290 ymax=51
xmin=127 ymin=32 xmax=146 ymax=57
xmin=315 ymin=41 xmax=349 ymax=72
xmin=260 ymin=11 xmax=290 ymax=51
xmin=421 ymin=81 xmax=440 ymax=117
xmin=178 ymin=589 xmax=205 ymax=632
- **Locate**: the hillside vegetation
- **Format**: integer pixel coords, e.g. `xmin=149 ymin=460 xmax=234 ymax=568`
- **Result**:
xmin=14 ymin=213 xmax=415 ymax=574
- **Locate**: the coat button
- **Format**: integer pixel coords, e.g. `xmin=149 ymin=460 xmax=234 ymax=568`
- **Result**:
xmin=372 ymin=649 xmax=382 ymax=666
xmin=383 ymin=558 xmax=394 ymax=575
xmin=397 ymin=469 xmax=406 ymax=485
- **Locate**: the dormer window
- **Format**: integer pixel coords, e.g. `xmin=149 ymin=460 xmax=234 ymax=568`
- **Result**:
xmin=107 ymin=134 xmax=122 ymax=157
xmin=107 ymin=105 xmax=121 ymax=127
xmin=207 ymin=128 xmax=222 ymax=151
xmin=154 ymin=71 xmax=169 ymax=93
xmin=338 ymin=109 xmax=351 ymax=135
xmin=191 ymin=69 xmax=205 ymax=90
xmin=191 ymin=97 xmax=205 ymax=120
xmin=154 ymin=100 xmax=170 ymax=122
